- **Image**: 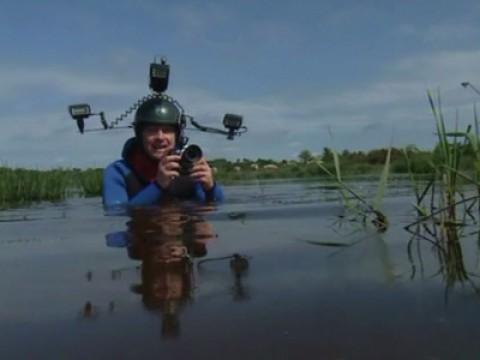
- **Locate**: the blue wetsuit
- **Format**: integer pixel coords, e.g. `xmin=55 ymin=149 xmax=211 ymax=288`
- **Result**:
xmin=102 ymin=138 xmax=224 ymax=209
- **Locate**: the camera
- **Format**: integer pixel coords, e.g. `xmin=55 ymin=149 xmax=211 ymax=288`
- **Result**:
xmin=177 ymin=144 xmax=203 ymax=175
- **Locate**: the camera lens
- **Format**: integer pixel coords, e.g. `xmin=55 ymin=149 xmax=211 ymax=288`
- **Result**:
xmin=183 ymin=145 xmax=202 ymax=162
xmin=179 ymin=145 xmax=202 ymax=175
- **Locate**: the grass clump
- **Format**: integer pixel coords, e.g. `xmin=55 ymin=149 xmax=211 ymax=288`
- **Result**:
xmin=76 ymin=168 xmax=103 ymax=197
xmin=0 ymin=167 xmax=105 ymax=209
xmin=0 ymin=167 xmax=73 ymax=209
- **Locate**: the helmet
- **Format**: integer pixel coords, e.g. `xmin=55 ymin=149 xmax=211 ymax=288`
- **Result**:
xmin=133 ymin=96 xmax=185 ymax=139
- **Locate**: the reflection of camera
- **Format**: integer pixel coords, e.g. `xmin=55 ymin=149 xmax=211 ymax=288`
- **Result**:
xmin=178 ymin=145 xmax=203 ymax=175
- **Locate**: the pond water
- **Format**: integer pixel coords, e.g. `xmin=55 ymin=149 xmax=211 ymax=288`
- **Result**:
xmin=1 ymin=179 xmax=480 ymax=359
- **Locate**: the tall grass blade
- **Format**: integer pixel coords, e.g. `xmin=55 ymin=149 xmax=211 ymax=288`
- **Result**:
xmin=331 ymin=149 xmax=351 ymax=207
xmin=373 ymin=147 xmax=391 ymax=211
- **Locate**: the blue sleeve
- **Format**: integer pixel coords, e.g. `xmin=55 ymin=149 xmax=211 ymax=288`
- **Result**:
xmin=102 ymin=161 xmax=164 ymax=210
xmin=102 ymin=160 xmax=225 ymax=210
xmin=193 ymin=182 xmax=225 ymax=203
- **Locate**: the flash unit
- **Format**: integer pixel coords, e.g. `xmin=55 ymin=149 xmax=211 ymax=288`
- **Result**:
xmin=68 ymin=103 xmax=92 ymax=133
xmin=223 ymin=114 xmax=243 ymax=129
xmin=69 ymin=104 xmax=91 ymax=119
xmin=149 ymin=57 xmax=170 ymax=93
xmin=223 ymin=114 xmax=243 ymax=140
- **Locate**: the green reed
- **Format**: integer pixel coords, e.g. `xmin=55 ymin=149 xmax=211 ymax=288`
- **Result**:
xmin=0 ymin=167 xmax=104 ymax=209
xmin=76 ymin=168 xmax=103 ymax=197
xmin=462 ymin=104 xmax=480 ymax=207
xmin=316 ymin=146 xmax=391 ymax=232
xmin=427 ymin=90 xmax=465 ymax=223
xmin=0 ymin=167 xmax=71 ymax=208
xmin=404 ymin=91 xmax=480 ymax=290
xmin=418 ymin=90 xmax=480 ymax=227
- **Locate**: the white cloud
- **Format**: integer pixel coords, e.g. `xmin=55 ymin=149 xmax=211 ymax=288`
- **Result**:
xmin=0 ymin=66 xmax=142 ymax=98
xmin=396 ymin=23 xmax=417 ymax=37
xmin=395 ymin=22 xmax=479 ymax=44
xmin=424 ymin=23 xmax=479 ymax=43
xmin=294 ymin=49 xmax=480 ymax=116
xmin=4 ymin=45 xmax=480 ymax=167
xmin=167 ymin=48 xmax=480 ymax=157
xmin=393 ymin=50 xmax=480 ymax=82
xmin=168 ymin=3 xmax=232 ymax=43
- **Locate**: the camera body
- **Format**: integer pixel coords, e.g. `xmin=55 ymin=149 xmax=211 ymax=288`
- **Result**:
xmin=173 ymin=144 xmax=203 ymax=176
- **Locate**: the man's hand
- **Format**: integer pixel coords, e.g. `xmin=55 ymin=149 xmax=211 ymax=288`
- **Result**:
xmin=156 ymin=154 xmax=181 ymax=189
xmin=190 ymin=158 xmax=214 ymax=191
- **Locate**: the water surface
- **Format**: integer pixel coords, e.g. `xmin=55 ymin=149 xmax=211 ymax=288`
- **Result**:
xmin=1 ymin=179 xmax=480 ymax=359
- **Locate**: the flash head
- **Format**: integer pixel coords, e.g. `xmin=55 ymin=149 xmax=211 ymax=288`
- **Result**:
xmin=149 ymin=57 xmax=170 ymax=93
xmin=223 ymin=114 xmax=243 ymax=129
xmin=223 ymin=113 xmax=243 ymax=140
xmin=69 ymin=104 xmax=91 ymax=120
xmin=68 ymin=103 xmax=92 ymax=134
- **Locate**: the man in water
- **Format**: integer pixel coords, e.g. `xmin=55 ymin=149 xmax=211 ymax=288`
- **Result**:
xmin=102 ymin=96 xmax=224 ymax=208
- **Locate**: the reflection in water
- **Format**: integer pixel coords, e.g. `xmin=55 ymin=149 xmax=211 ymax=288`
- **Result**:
xmin=230 ymin=254 xmax=250 ymax=301
xmin=197 ymin=253 xmax=251 ymax=302
xmin=7 ymin=181 xmax=480 ymax=358
xmin=112 ymin=204 xmax=219 ymax=338
xmin=80 ymin=301 xmax=98 ymax=319
xmin=406 ymin=215 xmax=479 ymax=301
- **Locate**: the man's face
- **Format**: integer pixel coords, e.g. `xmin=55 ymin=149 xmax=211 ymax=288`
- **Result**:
xmin=141 ymin=124 xmax=177 ymax=161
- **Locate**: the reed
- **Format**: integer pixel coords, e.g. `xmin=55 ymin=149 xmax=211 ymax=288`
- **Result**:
xmin=426 ymin=90 xmax=469 ymax=224
xmin=0 ymin=167 xmax=104 ymax=209
xmin=403 ymin=91 xmax=480 ymax=293
xmin=315 ymin=146 xmax=391 ymax=232
xmin=416 ymin=91 xmax=480 ymax=226
xmin=77 ymin=168 xmax=103 ymax=197
xmin=0 ymin=167 xmax=72 ymax=208
xmin=463 ymin=104 xmax=480 ymax=208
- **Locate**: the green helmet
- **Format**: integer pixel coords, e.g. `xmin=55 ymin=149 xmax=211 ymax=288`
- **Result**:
xmin=133 ymin=96 xmax=184 ymax=138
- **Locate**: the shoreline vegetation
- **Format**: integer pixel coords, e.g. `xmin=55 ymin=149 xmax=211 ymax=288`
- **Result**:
xmin=3 ymin=89 xmax=479 ymax=213
xmin=0 ymin=144 xmax=477 ymax=209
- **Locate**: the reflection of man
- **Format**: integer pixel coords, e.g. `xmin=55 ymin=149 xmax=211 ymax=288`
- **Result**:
xmin=125 ymin=205 xmax=216 ymax=338
xmin=102 ymin=97 xmax=224 ymax=209
xmin=140 ymin=247 xmax=192 ymax=338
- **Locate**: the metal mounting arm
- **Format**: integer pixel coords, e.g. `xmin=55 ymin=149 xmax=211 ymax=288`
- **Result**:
xmin=187 ymin=114 xmax=247 ymax=140
xmin=461 ymin=82 xmax=480 ymax=96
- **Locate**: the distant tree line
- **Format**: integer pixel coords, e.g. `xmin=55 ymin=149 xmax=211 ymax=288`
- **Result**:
xmin=209 ymin=144 xmax=478 ymax=182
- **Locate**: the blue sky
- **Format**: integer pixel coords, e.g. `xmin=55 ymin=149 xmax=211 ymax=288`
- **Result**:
xmin=1 ymin=0 xmax=480 ymax=168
